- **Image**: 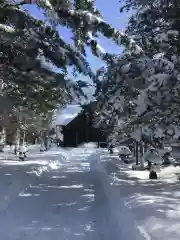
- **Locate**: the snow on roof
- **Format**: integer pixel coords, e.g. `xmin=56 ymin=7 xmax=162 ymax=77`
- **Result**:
xmin=56 ymin=113 xmax=79 ymax=126
xmin=51 ymin=105 xmax=82 ymax=127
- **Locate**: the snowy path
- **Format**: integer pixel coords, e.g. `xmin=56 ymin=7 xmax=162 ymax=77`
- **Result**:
xmin=0 ymin=148 xmax=114 ymax=240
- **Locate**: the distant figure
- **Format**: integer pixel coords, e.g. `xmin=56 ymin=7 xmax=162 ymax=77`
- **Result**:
xmin=149 ymin=170 xmax=158 ymax=179
xmin=109 ymin=144 xmax=114 ymax=154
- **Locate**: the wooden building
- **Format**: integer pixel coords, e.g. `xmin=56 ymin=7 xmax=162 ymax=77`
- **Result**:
xmin=62 ymin=103 xmax=106 ymax=147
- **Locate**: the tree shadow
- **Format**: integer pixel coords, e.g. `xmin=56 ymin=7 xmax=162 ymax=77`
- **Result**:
xmin=0 ymin=146 xmax=72 ymax=212
xmin=0 ymin=161 xmax=113 ymax=240
xmin=102 ymin=154 xmax=180 ymax=239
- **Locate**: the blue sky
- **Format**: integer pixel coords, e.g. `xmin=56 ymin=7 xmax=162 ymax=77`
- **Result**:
xmin=24 ymin=0 xmax=132 ymax=121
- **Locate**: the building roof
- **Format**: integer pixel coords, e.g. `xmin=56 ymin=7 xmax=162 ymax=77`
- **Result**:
xmin=50 ymin=101 xmax=97 ymax=128
xmin=51 ymin=105 xmax=82 ymax=127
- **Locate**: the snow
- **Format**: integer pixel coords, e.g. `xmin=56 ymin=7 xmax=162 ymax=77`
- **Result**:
xmin=0 ymin=145 xmax=118 ymax=239
xmin=37 ymin=0 xmax=53 ymax=9
xmin=0 ymin=145 xmax=180 ymax=239
xmin=121 ymin=63 xmax=131 ymax=73
xmin=113 ymin=146 xmax=132 ymax=156
xmin=97 ymin=150 xmax=180 ymax=240
xmin=90 ymin=150 xmax=146 ymax=239
xmin=86 ymin=32 xmax=106 ymax=57
xmin=124 ymin=164 xmax=180 ymax=183
xmin=79 ymin=142 xmax=98 ymax=148
xmin=0 ymin=24 xmax=15 ymax=33
xmin=135 ymin=90 xmax=148 ymax=116
xmin=51 ymin=105 xmax=81 ymax=127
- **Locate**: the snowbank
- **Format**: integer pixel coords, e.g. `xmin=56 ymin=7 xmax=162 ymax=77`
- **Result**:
xmin=126 ymin=165 xmax=180 ymax=183
xmin=90 ymin=150 xmax=146 ymax=239
xmin=96 ymin=151 xmax=180 ymax=240
xmin=78 ymin=142 xmax=98 ymax=148
xmin=0 ymin=145 xmax=70 ymax=174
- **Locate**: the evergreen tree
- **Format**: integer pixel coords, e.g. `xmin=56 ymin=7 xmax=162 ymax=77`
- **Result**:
xmin=0 ymin=0 xmax=139 ymax=115
xmin=6 ymin=0 xmax=180 ymax=149
xmin=0 ymin=0 xmax=96 ymax=116
xmin=94 ymin=0 xmax=180 ymax=148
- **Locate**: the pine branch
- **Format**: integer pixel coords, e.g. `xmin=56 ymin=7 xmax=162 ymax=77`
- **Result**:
xmin=57 ymin=8 xmax=143 ymax=55
xmin=0 ymin=6 xmax=96 ymax=80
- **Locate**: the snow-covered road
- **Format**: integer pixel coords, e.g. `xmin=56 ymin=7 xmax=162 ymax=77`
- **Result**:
xmin=1 ymin=146 xmax=180 ymax=240
xmin=0 ymin=147 xmax=114 ymax=240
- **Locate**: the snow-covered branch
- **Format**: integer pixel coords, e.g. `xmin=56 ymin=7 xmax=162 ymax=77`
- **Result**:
xmin=58 ymin=8 xmax=143 ymax=55
xmin=0 ymin=6 xmax=96 ymax=80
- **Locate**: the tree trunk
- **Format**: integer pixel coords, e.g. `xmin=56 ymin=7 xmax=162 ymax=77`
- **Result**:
xmin=22 ymin=131 xmax=26 ymax=145
xmin=135 ymin=141 xmax=139 ymax=165
xmin=15 ymin=108 xmax=21 ymax=154
xmin=40 ymin=131 xmax=44 ymax=150
xmin=0 ymin=126 xmax=5 ymax=152
xmin=139 ymin=141 xmax=145 ymax=168
xmin=14 ymin=128 xmax=20 ymax=155
xmin=140 ymin=141 xmax=144 ymax=156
